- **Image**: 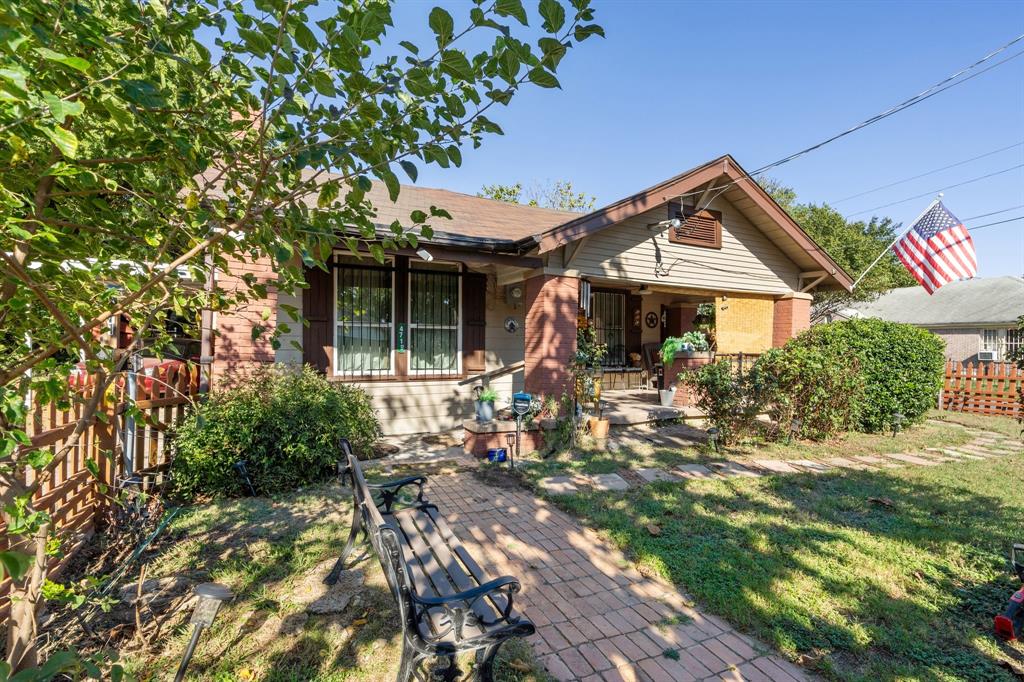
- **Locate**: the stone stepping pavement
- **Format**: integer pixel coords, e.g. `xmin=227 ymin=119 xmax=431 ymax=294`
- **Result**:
xmin=536 ymin=430 xmax=1019 ymax=495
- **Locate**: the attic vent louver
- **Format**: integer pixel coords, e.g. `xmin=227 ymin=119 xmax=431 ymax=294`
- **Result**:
xmin=666 ymin=200 xmax=722 ymax=249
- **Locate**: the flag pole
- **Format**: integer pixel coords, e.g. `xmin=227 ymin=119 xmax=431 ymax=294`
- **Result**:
xmin=850 ymin=193 xmax=943 ymax=291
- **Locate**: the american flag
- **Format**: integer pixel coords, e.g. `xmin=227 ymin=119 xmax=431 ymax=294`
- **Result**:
xmin=892 ymin=200 xmax=977 ymax=294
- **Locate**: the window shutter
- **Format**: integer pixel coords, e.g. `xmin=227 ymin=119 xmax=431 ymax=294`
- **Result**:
xmin=627 ymin=293 xmax=643 ymax=357
xmin=462 ymin=272 xmax=487 ymax=374
xmin=666 ymin=201 xmax=722 ymax=249
xmin=303 ymin=265 xmax=333 ymax=373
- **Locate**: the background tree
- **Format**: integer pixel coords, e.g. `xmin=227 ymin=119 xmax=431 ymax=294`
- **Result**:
xmin=479 ymin=178 xmax=595 ymax=211
xmin=760 ymin=179 xmax=916 ymax=322
xmin=0 ymin=0 xmax=602 ymax=670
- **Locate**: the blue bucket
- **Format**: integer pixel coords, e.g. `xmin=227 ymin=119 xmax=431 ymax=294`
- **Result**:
xmin=487 ymin=448 xmax=507 ymax=463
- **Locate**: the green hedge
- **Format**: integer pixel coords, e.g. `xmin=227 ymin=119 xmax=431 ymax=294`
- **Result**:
xmin=788 ymin=319 xmax=945 ymax=432
xmin=170 ymin=364 xmax=381 ymax=499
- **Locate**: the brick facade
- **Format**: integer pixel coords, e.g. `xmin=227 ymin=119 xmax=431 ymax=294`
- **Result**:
xmin=524 ymin=274 xmax=578 ymax=398
xmin=212 ymin=254 xmax=278 ymax=387
xmin=772 ymin=292 xmax=812 ymax=347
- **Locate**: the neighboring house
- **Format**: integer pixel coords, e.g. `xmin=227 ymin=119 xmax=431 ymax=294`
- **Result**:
xmin=847 ymin=276 xmax=1024 ymax=363
xmin=211 ymin=155 xmax=853 ymax=435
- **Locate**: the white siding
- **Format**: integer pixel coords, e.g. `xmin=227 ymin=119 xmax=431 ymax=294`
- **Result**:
xmin=275 ymin=288 xmax=304 ymax=366
xmin=573 ymin=195 xmax=801 ymax=294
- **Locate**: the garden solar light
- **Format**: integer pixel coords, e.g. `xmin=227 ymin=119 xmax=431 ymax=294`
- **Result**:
xmin=174 ymin=582 xmax=233 ymax=682
xmin=788 ymin=418 xmax=802 ymax=444
xmin=706 ymin=427 xmax=720 ymax=452
xmin=890 ymin=411 xmax=905 ymax=438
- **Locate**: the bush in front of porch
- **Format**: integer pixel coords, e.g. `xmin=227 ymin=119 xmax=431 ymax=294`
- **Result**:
xmin=171 ymin=364 xmax=381 ymax=499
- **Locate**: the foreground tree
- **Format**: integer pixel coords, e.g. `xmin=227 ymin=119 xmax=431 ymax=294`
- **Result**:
xmin=479 ymin=178 xmax=595 ymax=211
xmin=0 ymin=0 xmax=602 ymax=670
xmin=761 ymin=179 xmax=915 ymax=321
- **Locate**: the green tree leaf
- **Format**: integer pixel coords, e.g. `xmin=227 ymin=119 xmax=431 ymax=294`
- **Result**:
xmin=538 ymin=0 xmax=566 ymax=32
xmin=428 ymin=7 xmax=455 ymax=46
xmin=495 ymin=0 xmax=529 ymax=25
xmin=0 ymin=551 xmax=32 ymax=582
xmin=527 ymin=67 xmax=560 ymax=88
xmin=41 ymin=125 xmax=78 ymax=157
xmin=33 ymin=47 xmax=91 ymax=73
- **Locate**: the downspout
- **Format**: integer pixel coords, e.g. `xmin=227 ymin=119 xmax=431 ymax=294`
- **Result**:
xmin=198 ymin=252 xmax=215 ymax=395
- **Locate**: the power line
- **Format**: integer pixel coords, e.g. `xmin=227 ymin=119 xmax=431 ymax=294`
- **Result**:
xmin=830 ymin=141 xmax=1024 ymax=204
xmin=845 ymin=163 xmax=1024 ymax=217
xmin=967 ymin=215 xmax=1024 ymax=231
xmin=963 ymin=205 xmax=1024 ymax=221
xmin=670 ymin=33 xmax=1024 ymax=206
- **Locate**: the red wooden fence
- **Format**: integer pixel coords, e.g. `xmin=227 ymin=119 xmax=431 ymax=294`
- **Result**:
xmin=941 ymin=360 xmax=1022 ymax=418
xmin=2 ymin=364 xmax=200 ymax=609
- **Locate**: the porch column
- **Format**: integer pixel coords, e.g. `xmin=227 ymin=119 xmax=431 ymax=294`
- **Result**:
xmin=523 ymin=274 xmax=578 ymax=398
xmin=211 ymin=254 xmax=279 ymax=388
xmin=772 ymin=292 xmax=812 ymax=347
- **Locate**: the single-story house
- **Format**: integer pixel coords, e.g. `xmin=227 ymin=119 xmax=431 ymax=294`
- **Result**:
xmin=211 ymin=155 xmax=854 ymax=435
xmin=844 ymin=276 xmax=1024 ymax=363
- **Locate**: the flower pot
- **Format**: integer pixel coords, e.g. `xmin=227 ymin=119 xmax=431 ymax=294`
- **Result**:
xmin=659 ymin=388 xmax=676 ymax=407
xmin=475 ymin=400 xmax=495 ymax=423
xmin=589 ymin=417 xmax=610 ymax=439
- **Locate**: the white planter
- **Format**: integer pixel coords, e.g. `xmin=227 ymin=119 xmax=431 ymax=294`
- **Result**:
xmin=475 ymin=400 xmax=495 ymax=423
xmin=659 ymin=388 xmax=676 ymax=407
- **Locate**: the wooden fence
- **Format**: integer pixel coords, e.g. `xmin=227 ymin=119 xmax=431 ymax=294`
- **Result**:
xmin=940 ymin=360 xmax=1022 ymax=418
xmin=6 ymin=364 xmax=200 ymax=598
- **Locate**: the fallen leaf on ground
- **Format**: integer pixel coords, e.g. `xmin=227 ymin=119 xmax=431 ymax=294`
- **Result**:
xmin=867 ymin=497 xmax=895 ymax=508
xmin=508 ymin=660 xmax=531 ymax=672
xmin=646 ymin=524 xmax=662 ymax=536
xmin=352 ymin=618 xmax=368 ymax=626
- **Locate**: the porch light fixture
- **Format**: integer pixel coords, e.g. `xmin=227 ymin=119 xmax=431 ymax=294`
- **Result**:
xmin=646 ymin=217 xmax=682 ymax=231
xmin=415 ymin=248 xmax=434 ymax=262
xmin=635 ymin=285 xmax=653 ymax=296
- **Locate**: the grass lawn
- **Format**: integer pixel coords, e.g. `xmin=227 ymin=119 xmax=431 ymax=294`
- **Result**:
xmin=521 ymin=413 xmax=1024 ymax=681
xmin=121 ymin=480 xmax=550 ymax=681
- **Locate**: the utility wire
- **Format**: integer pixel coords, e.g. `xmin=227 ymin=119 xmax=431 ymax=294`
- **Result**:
xmin=967 ymin=215 xmax=1024 ymax=231
xmin=830 ymin=141 xmax=1024 ymax=204
xmin=845 ymin=163 xmax=1024 ymax=217
xmin=669 ymin=33 xmax=1024 ymax=206
xmin=962 ymin=205 xmax=1024 ymax=221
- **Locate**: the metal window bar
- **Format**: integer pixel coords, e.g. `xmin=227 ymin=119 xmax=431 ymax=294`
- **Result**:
xmin=336 ymin=264 xmax=392 ymax=379
xmin=591 ymin=292 xmax=626 ymax=367
xmin=409 ymin=268 xmax=459 ymax=376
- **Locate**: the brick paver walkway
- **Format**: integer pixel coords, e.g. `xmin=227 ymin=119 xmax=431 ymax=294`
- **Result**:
xmin=428 ymin=473 xmax=812 ymax=682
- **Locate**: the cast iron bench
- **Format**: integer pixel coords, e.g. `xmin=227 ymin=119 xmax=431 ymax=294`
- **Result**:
xmin=326 ymin=439 xmax=535 ymax=681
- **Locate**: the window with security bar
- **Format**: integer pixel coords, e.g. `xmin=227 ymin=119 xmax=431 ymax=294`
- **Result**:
xmin=409 ymin=262 xmax=461 ymax=375
xmin=1005 ymin=327 xmax=1023 ymax=359
xmin=335 ymin=259 xmax=393 ymax=377
xmin=591 ymin=291 xmax=626 ymax=367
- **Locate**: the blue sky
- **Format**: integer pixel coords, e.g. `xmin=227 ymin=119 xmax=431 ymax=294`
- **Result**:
xmin=389 ymin=0 xmax=1024 ymax=278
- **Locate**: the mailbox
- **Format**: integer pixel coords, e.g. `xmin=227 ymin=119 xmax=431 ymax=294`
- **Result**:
xmin=512 ymin=392 xmax=532 ymax=417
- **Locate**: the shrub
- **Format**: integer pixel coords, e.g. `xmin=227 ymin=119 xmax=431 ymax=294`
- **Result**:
xmin=751 ymin=344 xmax=864 ymax=440
xmin=679 ymin=361 xmax=761 ymax=444
xmin=789 ymin=319 xmax=945 ymax=432
xmin=170 ymin=364 xmax=381 ymax=499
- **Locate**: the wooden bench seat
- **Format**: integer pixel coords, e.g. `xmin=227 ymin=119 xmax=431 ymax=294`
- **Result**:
xmin=326 ymin=439 xmax=534 ymax=680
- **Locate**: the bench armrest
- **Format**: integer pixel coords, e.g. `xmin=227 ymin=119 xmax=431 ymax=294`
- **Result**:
xmin=368 ymin=475 xmax=427 ymax=512
xmin=414 ymin=576 xmax=524 ymax=639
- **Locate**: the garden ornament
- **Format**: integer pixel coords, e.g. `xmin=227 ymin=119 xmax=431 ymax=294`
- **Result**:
xmin=174 ymin=582 xmax=234 ymax=681
xmin=995 ymin=544 xmax=1024 ymax=641
xmin=890 ymin=411 xmax=905 ymax=438
xmin=706 ymin=427 xmax=720 ymax=452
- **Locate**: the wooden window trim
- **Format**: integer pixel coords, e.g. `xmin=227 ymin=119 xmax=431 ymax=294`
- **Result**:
xmin=666 ymin=201 xmax=722 ymax=249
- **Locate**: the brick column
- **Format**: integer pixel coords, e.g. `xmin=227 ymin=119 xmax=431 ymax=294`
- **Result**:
xmin=211 ymin=254 xmax=278 ymax=388
xmin=772 ymin=292 xmax=812 ymax=347
xmin=523 ymin=274 xmax=578 ymax=398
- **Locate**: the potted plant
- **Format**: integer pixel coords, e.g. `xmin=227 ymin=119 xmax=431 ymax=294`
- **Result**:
xmin=475 ymin=386 xmax=499 ymax=423
xmin=659 ymin=332 xmax=712 ymax=406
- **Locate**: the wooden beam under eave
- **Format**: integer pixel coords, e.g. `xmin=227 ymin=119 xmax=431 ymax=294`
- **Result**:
xmin=800 ymin=273 xmax=828 ymax=292
xmin=694 ymin=179 xmax=719 ymax=209
xmin=564 ymin=236 xmax=589 ymax=267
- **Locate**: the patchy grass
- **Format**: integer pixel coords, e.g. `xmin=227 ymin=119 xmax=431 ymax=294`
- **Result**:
xmin=927 ymin=409 xmax=1023 ymax=439
xmin=521 ymin=413 xmax=1024 ymax=681
xmin=121 ymin=482 xmax=550 ymax=681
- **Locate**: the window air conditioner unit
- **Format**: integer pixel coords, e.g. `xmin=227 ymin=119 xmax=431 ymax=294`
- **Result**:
xmin=978 ymin=350 xmax=999 ymax=362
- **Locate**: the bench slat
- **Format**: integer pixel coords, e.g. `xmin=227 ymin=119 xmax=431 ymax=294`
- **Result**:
xmin=424 ymin=506 xmax=515 ymax=619
xmin=393 ymin=510 xmax=491 ymax=640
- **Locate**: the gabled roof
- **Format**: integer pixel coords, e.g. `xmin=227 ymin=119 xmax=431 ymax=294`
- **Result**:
xmin=849 ymin=276 xmax=1024 ymax=326
xmin=529 ymin=155 xmax=854 ymax=290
